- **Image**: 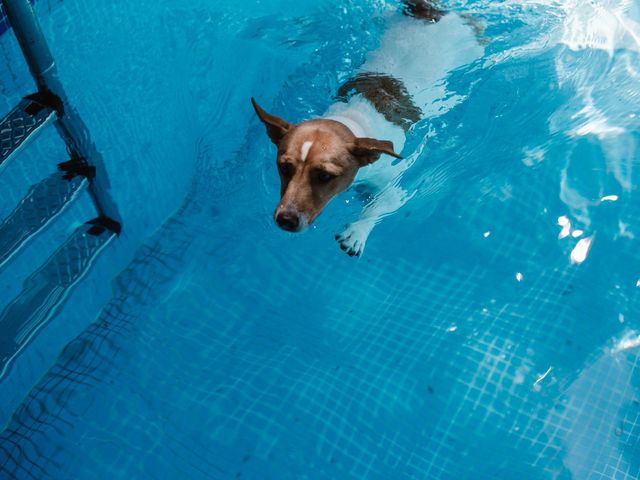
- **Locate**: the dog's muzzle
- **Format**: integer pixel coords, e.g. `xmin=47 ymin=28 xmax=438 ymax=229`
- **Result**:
xmin=275 ymin=209 xmax=307 ymax=232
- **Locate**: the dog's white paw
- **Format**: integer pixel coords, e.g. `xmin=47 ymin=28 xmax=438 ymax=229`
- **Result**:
xmin=335 ymin=231 xmax=365 ymax=257
xmin=335 ymin=222 xmax=373 ymax=257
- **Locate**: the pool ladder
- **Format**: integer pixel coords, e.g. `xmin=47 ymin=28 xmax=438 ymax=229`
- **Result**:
xmin=0 ymin=0 xmax=121 ymax=378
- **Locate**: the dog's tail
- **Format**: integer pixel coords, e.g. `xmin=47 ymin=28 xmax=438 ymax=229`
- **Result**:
xmin=402 ymin=0 xmax=446 ymax=22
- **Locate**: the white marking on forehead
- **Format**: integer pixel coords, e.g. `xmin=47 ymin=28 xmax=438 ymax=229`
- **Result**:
xmin=300 ymin=141 xmax=313 ymax=162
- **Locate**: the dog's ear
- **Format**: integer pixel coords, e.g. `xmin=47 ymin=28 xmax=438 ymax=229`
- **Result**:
xmin=251 ymin=98 xmax=291 ymax=145
xmin=349 ymin=137 xmax=403 ymax=165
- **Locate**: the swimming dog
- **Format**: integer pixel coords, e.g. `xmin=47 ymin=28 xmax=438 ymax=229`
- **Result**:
xmin=252 ymin=0 xmax=484 ymax=256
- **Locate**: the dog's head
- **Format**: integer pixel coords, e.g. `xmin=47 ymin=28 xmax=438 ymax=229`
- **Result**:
xmin=252 ymin=98 xmax=401 ymax=232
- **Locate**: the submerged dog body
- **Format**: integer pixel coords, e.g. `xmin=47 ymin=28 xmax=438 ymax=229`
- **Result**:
xmin=253 ymin=1 xmax=484 ymax=256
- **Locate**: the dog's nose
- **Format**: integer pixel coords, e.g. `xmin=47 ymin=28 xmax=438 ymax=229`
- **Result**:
xmin=276 ymin=210 xmax=300 ymax=232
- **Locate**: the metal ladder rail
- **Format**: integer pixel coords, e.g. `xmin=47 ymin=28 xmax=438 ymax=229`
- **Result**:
xmin=0 ymin=0 xmax=123 ymax=379
xmin=2 ymin=0 xmax=121 ymax=232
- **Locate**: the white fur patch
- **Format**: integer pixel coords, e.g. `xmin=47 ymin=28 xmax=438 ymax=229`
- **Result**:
xmin=360 ymin=14 xmax=483 ymax=116
xmin=300 ymin=141 xmax=313 ymax=162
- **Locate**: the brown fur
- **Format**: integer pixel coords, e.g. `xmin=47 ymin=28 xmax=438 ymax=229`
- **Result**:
xmin=251 ymin=98 xmax=401 ymax=231
xmin=402 ymin=0 xmax=446 ymax=22
xmin=337 ymin=73 xmax=422 ymax=130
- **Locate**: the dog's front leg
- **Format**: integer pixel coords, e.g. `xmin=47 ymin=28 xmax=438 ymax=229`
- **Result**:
xmin=335 ymin=184 xmax=414 ymax=257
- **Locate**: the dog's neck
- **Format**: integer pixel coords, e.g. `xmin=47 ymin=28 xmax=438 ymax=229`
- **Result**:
xmin=323 ymin=94 xmax=407 ymax=156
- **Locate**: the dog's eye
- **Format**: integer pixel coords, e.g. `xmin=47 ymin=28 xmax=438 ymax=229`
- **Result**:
xmin=315 ymin=170 xmax=337 ymax=184
xmin=279 ymin=163 xmax=294 ymax=177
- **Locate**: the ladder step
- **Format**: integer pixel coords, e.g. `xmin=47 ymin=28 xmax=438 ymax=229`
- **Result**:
xmin=0 ymin=220 xmax=115 ymax=379
xmin=0 ymin=97 xmax=54 ymax=169
xmin=0 ymin=173 xmax=86 ymax=269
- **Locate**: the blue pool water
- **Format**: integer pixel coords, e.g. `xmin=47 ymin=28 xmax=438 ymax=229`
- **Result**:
xmin=1 ymin=0 xmax=640 ymax=478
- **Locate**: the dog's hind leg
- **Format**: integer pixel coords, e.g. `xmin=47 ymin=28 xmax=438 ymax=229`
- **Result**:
xmin=402 ymin=0 xmax=446 ymax=22
xmin=335 ymin=185 xmax=414 ymax=257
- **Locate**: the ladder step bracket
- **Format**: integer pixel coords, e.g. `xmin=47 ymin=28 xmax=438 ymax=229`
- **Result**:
xmin=58 ymin=156 xmax=96 ymax=181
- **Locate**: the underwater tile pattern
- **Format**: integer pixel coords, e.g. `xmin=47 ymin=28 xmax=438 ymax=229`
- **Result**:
xmin=1 ymin=0 xmax=640 ymax=479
